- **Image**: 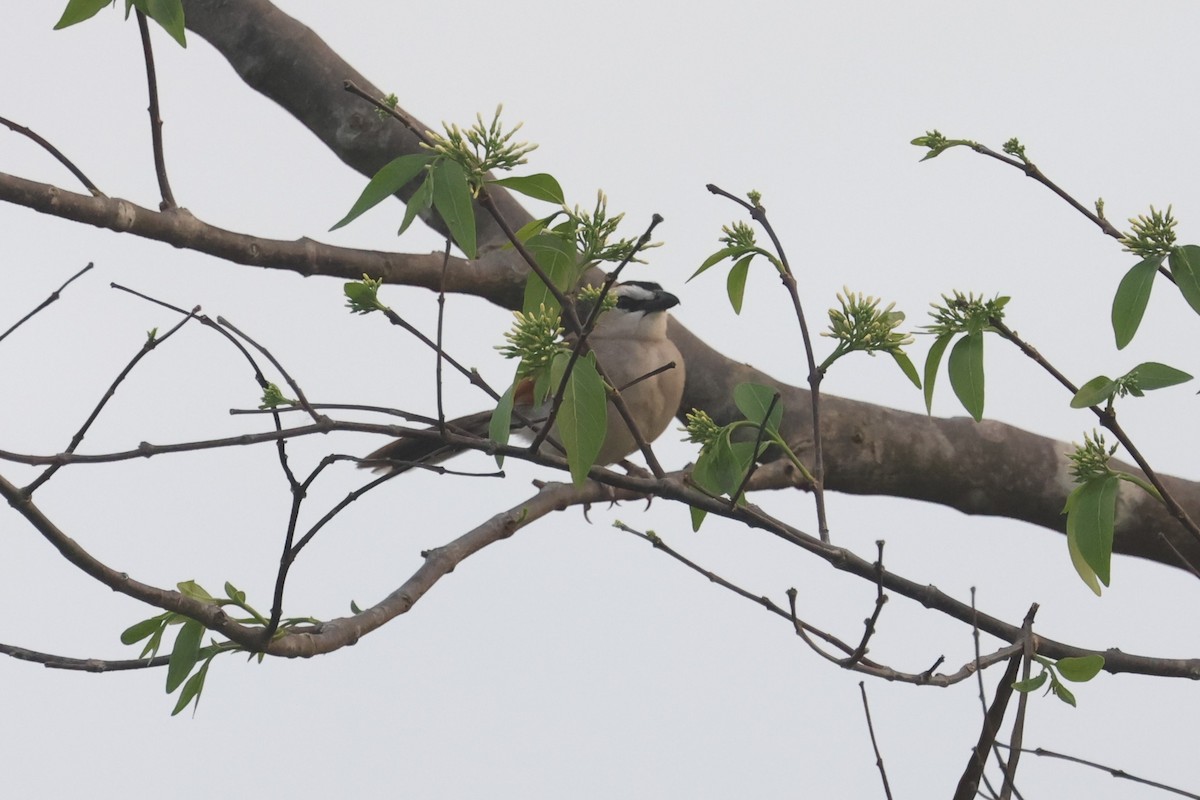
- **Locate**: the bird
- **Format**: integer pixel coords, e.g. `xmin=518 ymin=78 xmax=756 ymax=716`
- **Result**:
xmin=361 ymin=281 xmax=685 ymax=475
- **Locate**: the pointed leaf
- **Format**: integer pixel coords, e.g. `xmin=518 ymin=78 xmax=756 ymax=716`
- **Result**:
xmin=1111 ymin=255 xmax=1161 ymax=348
xmin=170 ymin=658 xmax=211 ymax=717
xmin=522 ymin=232 xmax=577 ymax=315
xmin=1051 ymin=680 xmax=1077 ymax=707
xmin=488 ymin=381 xmax=517 ymax=468
xmin=54 ymin=0 xmax=112 ymax=29
xmin=1169 ymin=245 xmax=1200 ymax=316
xmin=1066 ymin=501 xmax=1103 ymax=596
xmin=120 ymin=616 xmax=165 ymax=645
xmin=1115 ymin=470 xmax=1162 ymax=502
xmin=922 ymin=332 xmax=954 ymax=413
xmin=331 ymin=154 xmax=431 ymax=231
xmin=689 ymin=247 xmax=740 ymax=281
xmin=1067 ymin=476 xmax=1118 ymax=586
xmin=165 ymin=619 xmax=203 ymax=693
xmin=725 ymin=254 xmax=753 ymax=314
xmin=177 ymin=580 xmax=214 ymax=603
xmin=689 ymin=505 xmax=708 ymax=531
xmin=1055 ymin=654 xmax=1105 ymax=682
xmin=489 ymin=174 xmax=565 ymax=205
xmin=890 ymin=350 xmax=922 ymax=389
xmin=431 ymin=159 xmax=477 ymax=258
xmin=144 ymin=0 xmax=186 ymax=46
xmin=947 ymin=330 xmax=985 ymax=421
xmin=1011 ymin=672 xmax=1048 ymax=693
xmin=733 ymin=383 xmax=782 ymax=435
xmin=396 ymin=172 xmax=434 ymax=236
xmin=1070 ymin=376 xmax=1115 ymax=409
xmin=552 ymin=352 xmax=607 ymax=485
xmin=1127 ymin=362 xmax=1193 ymax=391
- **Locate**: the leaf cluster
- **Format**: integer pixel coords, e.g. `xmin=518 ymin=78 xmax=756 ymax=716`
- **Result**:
xmin=55 ymin=0 xmax=186 ymax=47
xmin=1012 ymin=654 xmax=1105 ymax=707
xmin=921 ymin=292 xmax=1010 ymax=420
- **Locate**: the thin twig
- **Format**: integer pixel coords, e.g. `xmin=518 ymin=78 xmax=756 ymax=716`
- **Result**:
xmin=0 ymin=116 xmax=104 ymax=196
xmin=0 ymin=641 xmax=168 ymax=672
xmin=842 ymin=540 xmax=889 ymax=669
xmin=0 ymin=262 xmax=93 ymax=346
xmin=136 ymin=10 xmax=176 ymax=209
xmin=1000 ymin=604 xmax=1039 ymax=799
xmin=996 ymin=744 xmax=1200 ymax=799
xmin=858 ymin=682 xmax=894 ymax=800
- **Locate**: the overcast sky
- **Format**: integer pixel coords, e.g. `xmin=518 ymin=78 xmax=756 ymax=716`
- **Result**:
xmin=2 ymin=1 xmax=1199 ymax=797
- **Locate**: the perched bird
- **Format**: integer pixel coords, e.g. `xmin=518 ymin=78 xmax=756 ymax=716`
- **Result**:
xmin=362 ymin=281 xmax=685 ymax=475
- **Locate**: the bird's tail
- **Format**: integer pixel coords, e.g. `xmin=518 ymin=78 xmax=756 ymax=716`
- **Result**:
xmin=359 ymin=410 xmax=495 ymax=475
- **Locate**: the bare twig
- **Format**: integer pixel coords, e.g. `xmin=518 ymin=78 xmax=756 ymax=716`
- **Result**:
xmin=997 ymin=744 xmax=1200 ymax=799
xmin=842 ymin=540 xmax=889 ymax=669
xmin=0 ymin=262 xmax=93 ymax=345
xmin=954 ymin=649 xmax=1023 ymax=800
xmin=135 ymin=10 xmax=176 ymax=209
xmin=0 ymin=641 xmax=168 ymax=672
xmin=0 ymin=116 xmax=104 ymax=196
xmin=858 ymin=682 xmax=894 ymax=800
xmin=1000 ymin=604 xmax=1039 ymax=799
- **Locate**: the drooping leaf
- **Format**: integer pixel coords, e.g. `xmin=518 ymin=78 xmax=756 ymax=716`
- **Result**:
xmin=488 ymin=381 xmax=518 ymax=468
xmin=689 ymin=247 xmax=740 ymax=281
xmin=725 ymin=254 xmax=752 ymax=314
xmin=398 ymin=172 xmax=434 ymax=236
xmin=551 ymin=352 xmax=607 ymax=485
xmin=947 ymin=330 xmax=985 ymax=421
xmin=1127 ymin=362 xmax=1193 ymax=391
xmin=733 ymin=383 xmax=782 ymax=436
xmin=143 ymin=0 xmax=186 ymax=46
xmin=431 ymin=159 xmax=477 ymax=258
xmin=1070 ymin=376 xmax=1116 ymax=409
xmin=922 ymin=332 xmax=954 ymax=414
xmin=1066 ymin=475 xmax=1118 ymax=587
xmin=522 ymin=232 xmax=576 ymax=316
xmin=1050 ymin=680 xmax=1077 ymax=707
xmin=1064 ymin=489 xmax=1103 ymax=596
xmin=54 ymin=0 xmax=112 ymax=29
xmin=165 ymin=619 xmax=204 ymax=693
xmin=1169 ymin=245 xmax=1200 ymax=316
xmin=1115 ymin=470 xmax=1162 ymax=502
xmin=331 ymin=154 xmax=432 ymax=230
xmin=170 ymin=658 xmax=211 ymax=717
xmin=489 ymin=174 xmax=565 ymax=205
xmin=1055 ymin=654 xmax=1105 ymax=682
xmin=1111 ymin=255 xmax=1162 ymax=348
xmin=890 ymin=350 xmax=922 ymax=389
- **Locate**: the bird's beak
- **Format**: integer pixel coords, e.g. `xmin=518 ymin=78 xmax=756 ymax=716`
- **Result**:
xmin=648 ymin=288 xmax=680 ymax=312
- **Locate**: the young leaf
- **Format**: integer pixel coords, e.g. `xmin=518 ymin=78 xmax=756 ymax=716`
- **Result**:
xmin=1055 ymin=654 xmax=1105 ymax=682
xmin=708 ymin=430 xmax=744 ymax=496
xmin=1168 ymin=245 xmax=1200 ymax=316
xmin=177 ymin=580 xmax=215 ymax=603
xmin=1127 ymin=362 xmax=1193 ymax=391
xmin=165 ymin=619 xmax=204 ymax=693
xmin=552 ymin=352 xmax=607 ymax=485
xmin=1050 ymin=680 xmax=1077 ymax=707
xmin=1011 ymin=672 xmax=1048 ymax=693
xmin=890 ymin=351 xmax=922 ymax=389
xmin=330 ymin=154 xmax=431 ymax=230
xmin=922 ymin=332 xmax=954 ymax=413
xmin=54 ymin=0 xmax=112 ymax=29
xmin=947 ymin=330 xmax=985 ymax=421
xmin=1066 ymin=475 xmax=1118 ymax=587
xmin=733 ymin=383 xmax=782 ymax=435
xmin=488 ymin=381 xmax=518 ymax=468
xmin=398 ymin=172 xmax=434 ymax=236
xmin=726 ymin=254 xmax=752 ymax=314
xmin=489 ymin=174 xmax=565 ymax=205
xmin=689 ymin=505 xmax=708 ymax=532
xmin=170 ymin=658 xmax=211 ymax=717
xmin=143 ymin=0 xmax=186 ymax=47
xmin=1064 ymin=490 xmax=1103 ymax=596
xmin=1111 ymin=255 xmax=1161 ymax=348
xmin=1070 ymin=376 xmax=1116 ymax=409
xmin=689 ymin=247 xmax=740 ymax=281
xmin=431 ymin=159 xmax=477 ymax=258
xmin=223 ymin=581 xmax=246 ymax=605
xmin=120 ymin=616 xmax=166 ymax=646
xmin=522 ymin=233 xmax=576 ymax=316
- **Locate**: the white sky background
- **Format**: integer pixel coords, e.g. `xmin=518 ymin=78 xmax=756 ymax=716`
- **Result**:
xmin=2 ymin=1 xmax=1198 ymax=797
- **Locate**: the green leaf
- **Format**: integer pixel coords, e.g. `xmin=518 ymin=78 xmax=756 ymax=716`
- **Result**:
xmin=176 ymin=580 xmax=214 ymax=603
xmin=922 ymin=332 xmax=954 ymax=414
xmin=689 ymin=246 xmax=740 ymax=281
xmin=1065 ymin=495 xmax=1103 ymax=596
xmin=488 ymin=381 xmax=517 ymax=468
xmin=330 ymin=154 xmax=432 ymax=230
xmin=890 ymin=350 xmax=922 ymax=389
xmin=1055 ymin=654 xmax=1105 ymax=682
xmin=120 ymin=616 xmax=165 ymax=645
xmin=1011 ymin=672 xmax=1048 ymax=693
xmin=223 ymin=581 xmax=246 ymax=605
xmin=1115 ymin=470 xmax=1162 ymax=502
xmin=733 ymin=383 xmax=782 ymax=436
xmin=170 ymin=658 xmax=210 ymax=717
xmin=1066 ymin=476 xmax=1118 ymax=587
xmin=143 ymin=0 xmax=186 ymax=46
xmin=54 ymin=0 xmax=112 ymax=29
xmin=708 ymin=430 xmax=744 ymax=495
xmin=350 ymin=600 xmax=363 ymax=614
xmin=947 ymin=330 xmax=985 ymax=421
xmin=725 ymin=254 xmax=753 ymax=314
xmin=139 ymin=623 xmax=167 ymax=660
xmin=508 ymin=213 xmax=561 ymax=247
xmin=1111 ymin=255 xmax=1161 ymax=349
xmin=165 ymin=619 xmax=204 ymax=693
xmin=1050 ymin=680 xmax=1077 ymax=707
xmin=552 ymin=352 xmax=607 ymax=486
xmin=1168 ymin=245 xmax=1200 ymax=316
xmin=431 ymin=159 xmax=477 ymax=258
xmin=522 ymin=232 xmax=577 ymax=316
xmin=1070 ymin=376 xmax=1116 ymax=409
xmin=398 ymin=172 xmax=434 ymax=236
xmin=1127 ymin=361 xmax=1193 ymax=391
xmin=689 ymin=505 xmax=708 ymax=532
xmin=489 ymin=174 xmax=565 ymax=205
